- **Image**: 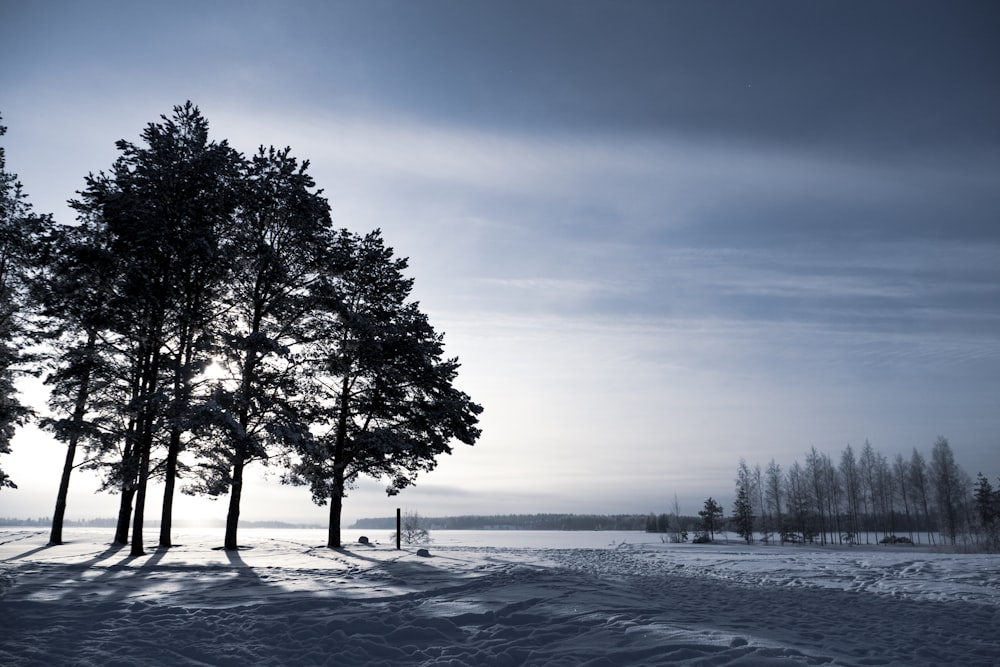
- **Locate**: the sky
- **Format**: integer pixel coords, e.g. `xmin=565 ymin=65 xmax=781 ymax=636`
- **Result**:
xmin=1 ymin=1 xmax=999 ymax=525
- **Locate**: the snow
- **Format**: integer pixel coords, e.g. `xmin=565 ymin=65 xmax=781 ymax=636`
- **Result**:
xmin=1 ymin=528 xmax=998 ymax=665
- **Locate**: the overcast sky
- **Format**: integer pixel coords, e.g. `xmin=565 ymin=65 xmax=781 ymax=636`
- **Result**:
xmin=2 ymin=1 xmax=999 ymax=525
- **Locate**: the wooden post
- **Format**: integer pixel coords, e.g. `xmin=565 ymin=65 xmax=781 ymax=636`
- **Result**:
xmin=396 ymin=508 xmax=401 ymax=550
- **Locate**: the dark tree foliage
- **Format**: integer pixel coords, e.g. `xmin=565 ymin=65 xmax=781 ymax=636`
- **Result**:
xmin=287 ymin=229 xmax=482 ymax=548
xmin=34 ymin=104 xmax=482 ymax=552
xmin=69 ymin=103 xmax=243 ymax=554
xmin=190 ymin=145 xmax=335 ymax=550
xmin=698 ymin=496 xmax=723 ymax=541
xmin=732 ymin=483 xmax=754 ymax=545
xmin=0 ymin=113 xmax=53 ymax=491
xmin=34 ymin=221 xmax=120 ymax=543
xmin=973 ymin=474 xmax=999 ymax=529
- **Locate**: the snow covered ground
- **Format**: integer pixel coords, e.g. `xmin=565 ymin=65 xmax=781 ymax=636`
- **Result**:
xmin=1 ymin=528 xmax=998 ymax=666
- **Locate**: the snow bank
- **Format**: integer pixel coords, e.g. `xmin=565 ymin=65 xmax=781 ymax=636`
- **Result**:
xmin=1 ymin=528 xmax=997 ymax=665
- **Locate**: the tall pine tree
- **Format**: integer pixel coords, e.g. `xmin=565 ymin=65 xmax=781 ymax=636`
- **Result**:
xmin=69 ymin=103 xmax=242 ymax=554
xmin=287 ymin=229 xmax=482 ymax=548
xmin=190 ymin=146 xmax=335 ymax=550
xmin=0 ymin=113 xmax=52 ymax=491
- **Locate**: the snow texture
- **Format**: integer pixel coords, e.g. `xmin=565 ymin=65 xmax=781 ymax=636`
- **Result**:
xmin=1 ymin=528 xmax=998 ymax=666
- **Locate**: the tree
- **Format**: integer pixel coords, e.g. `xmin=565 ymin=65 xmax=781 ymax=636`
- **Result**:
xmin=394 ymin=510 xmax=430 ymax=545
xmin=668 ymin=492 xmax=687 ymax=543
xmin=69 ymin=102 xmax=242 ymax=555
xmin=909 ymin=448 xmax=935 ymax=545
xmin=785 ymin=460 xmax=814 ymax=542
xmin=873 ymin=450 xmax=895 ymax=538
xmin=764 ymin=459 xmax=783 ymax=543
xmin=732 ymin=468 xmax=755 ymax=544
xmin=698 ymin=496 xmax=724 ymax=541
xmin=0 ymin=113 xmax=52 ymax=491
xmin=35 ymin=221 xmax=119 ymax=544
xmin=805 ymin=447 xmax=830 ymax=545
xmin=930 ymin=436 xmax=965 ymax=545
xmin=893 ymin=453 xmax=915 ymax=543
xmin=858 ymin=440 xmax=879 ymax=543
xmin=839 ymin=444 xmax=862 ymax=544
xmin=288 ymin=229 xmax=482 ymax=548
xmin=752 ymin=463 xmax=768 ymax=543
xmin=973 ymin=473 xmax=1000 ymax=551
xmin=191 ymin=145 xmax=335 ymax=550
xmin=974 ymin=473 xmax=999 ymax=528
xmin=822 ymin=452 xmax=843 ymax=544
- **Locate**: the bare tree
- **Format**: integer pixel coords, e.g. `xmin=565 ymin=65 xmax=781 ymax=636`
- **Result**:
xmin=930 ymin=437 xmax=965 ymax=546
xmin=764 ymin=459 xmax=784 ymax=543
xmin=753 ymin=463 xmax=769 ymax=543
xmin=909 ymin=448 xmax=935 ymax=545
xmin=858 ymin=440 xmax=879 ymax=543
xmin=839 ymin=444 xmax=862 ymax=544
xmin=821 ymin=452 xmax=842 ymax=544
xmin=893 ymin=453 xmax=915 ymax=542
xmin=785 ymin=461 xmax=814 ymax=542
xmin=874 ymin=451 xmax=895 ymax=539
xmin=805 ymin=447 xmax=829 ymax=544
xmin=393 ymin=510 xmax=430 ymax=545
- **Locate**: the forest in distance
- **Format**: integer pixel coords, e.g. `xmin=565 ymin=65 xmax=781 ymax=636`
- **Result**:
xmin=691 ymin=436 xmax=999 ymax=550
xmin=5 ymin=433 xmax=999 ymax=552
xmin=360 ymin=435 xmax=1000 ymax=552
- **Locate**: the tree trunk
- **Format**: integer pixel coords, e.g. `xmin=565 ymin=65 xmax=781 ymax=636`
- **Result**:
xmin=114 ymin=487 xmax=135 ymax=544
xmin=49 ymin=440 xmax=77 ymax=545
xmin=161 ymin=322 xmax=197 ymax=548
xmin=327 ymin=484 xmax=343 ymax=549
xmin=224 ymin=345 xmax=258 ymax=551
xmin=159 ymin=429 xmax=181 ymax=547
xmin=224 ymin=452 xmax=246 ymax=550
xmin=130 ymin=426 xmax=153 ymax=557
xmin=49 ymin=330 xmax=97 ymax=545
xmin=327 ymin=371 xmax=351 ymax=549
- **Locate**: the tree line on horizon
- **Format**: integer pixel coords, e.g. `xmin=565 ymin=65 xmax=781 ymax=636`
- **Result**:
xmin=0 ymin=104 xmax=482 ymax=554
xmin=353 ymin=513 xmax=652 ymax=531
xmin=647 ymin=437 xmax=1000 ymax=551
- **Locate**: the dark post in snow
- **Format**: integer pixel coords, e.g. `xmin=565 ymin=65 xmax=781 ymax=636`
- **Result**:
xmin=396 ymin=508 xmax=401 ymax=550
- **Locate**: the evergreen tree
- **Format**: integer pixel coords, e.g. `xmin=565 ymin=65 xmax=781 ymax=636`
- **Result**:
xmin=190 ymin=145 xmax=335 ymax=550
xmin=698 ymin=496 xmax=723 ymax=541
xmin=0 ymin=113 xmax=52 ymax=490
xmin=34 ymin=221 xmax=119 ymax=543
xmin=69 ymin=102 xmax=242 ymax=555
xmin=733 ymin=459 xmax=755 ymax=544
xmin=287 ymin=229 xmax=482 ymax=548
xmin=732 ymin=483 xmax=754 ymax=544
xmin=973 ymin=473 xmax=998 ymax=529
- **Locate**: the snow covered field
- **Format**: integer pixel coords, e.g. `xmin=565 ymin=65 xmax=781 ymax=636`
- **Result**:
xmin=1 ymin=528 xmax=998 ymax=666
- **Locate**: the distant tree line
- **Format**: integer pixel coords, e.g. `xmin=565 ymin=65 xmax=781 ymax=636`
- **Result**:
xmin=354 ymin=513 xmax=650 ymax=531
xmin=721 ymin=437 xmax=998 ymax=549
xmin=642 ymin=439 xmax=1000 ymax=551
xmin=0 ymin=104 xmax=482 ymax=553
